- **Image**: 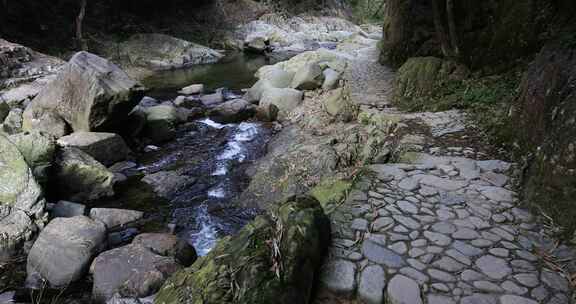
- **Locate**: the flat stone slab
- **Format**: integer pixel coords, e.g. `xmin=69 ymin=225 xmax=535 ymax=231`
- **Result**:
xmin=386 ymin=275 xmax=423 ymax=304
xmin=320 ymin=259 xmax=357 ymax=296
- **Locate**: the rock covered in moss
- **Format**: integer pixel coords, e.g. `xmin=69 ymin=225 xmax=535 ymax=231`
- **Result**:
xmin=7 ymin=131 xmax=55 ymax=186
xmin=0 ymin=133 xmax=46 ymax=262
xmin=393 ymin=57 xmax=468 ymax=109
xmin=53 ymin=147 xmax=115 ymax=201
xmin=154 ymin=195 xmax=330 ymax=304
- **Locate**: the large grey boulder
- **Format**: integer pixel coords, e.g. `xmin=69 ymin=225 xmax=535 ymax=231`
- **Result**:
xmin=53 ymin=147 xmax=115 ymax=201
xmin=244 ymin=67 xmax=294 ymax=103
xmin=257 ymin=88 xmax=303 ymax=121
xmin=90 ymin=243 xmax=183 ymax=303
xmin=27 ymin=216 xmax=106 ymax=287
xmin=0 ymin=134 xmax=46 ymax=262
xmin=57 ymin=132 xmax=131 ymax=166
xmin=23 ymin=51 xmax=146 ymax=138
xmin=207 ymin=99 xmax=256 ymax=123
xmin=117 ymin=34 xmax=223 ymax=71
xmin=8 ymin=131 xmax=56 ymax=185
xmin=291 ymin=62 xmax=325 ymax=90
xmin=90 ymin=208 xmax=144 ymax=230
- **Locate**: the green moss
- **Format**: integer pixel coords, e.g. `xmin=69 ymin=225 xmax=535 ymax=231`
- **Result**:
xmin=310 ymin=178 xmax=352 ymax=212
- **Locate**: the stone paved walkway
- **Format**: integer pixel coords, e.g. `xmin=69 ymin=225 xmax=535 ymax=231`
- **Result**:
xmin=316 ymin=41 xmax=575 ymax=304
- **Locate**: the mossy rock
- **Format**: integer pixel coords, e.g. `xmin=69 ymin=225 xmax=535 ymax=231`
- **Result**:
xmin=311 ymin=177 xmax=352 ymax=212
xmin=323 ymin=87 xmax=359 ymax=123
xmin=393 ymin=57 xmax=469 ymax=110
xmin=154 ymin=195 xmax=330 ymax=304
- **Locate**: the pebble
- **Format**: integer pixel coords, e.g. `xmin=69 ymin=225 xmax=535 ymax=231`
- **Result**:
xmin=386 ymin=275 xmax=423 ymax=304
xmin=475 ymin=255 xmax=512 ymax=279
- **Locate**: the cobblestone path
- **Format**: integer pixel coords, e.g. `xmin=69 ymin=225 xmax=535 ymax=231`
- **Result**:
xmin=316 ymin=40 xmax=575 ymax=304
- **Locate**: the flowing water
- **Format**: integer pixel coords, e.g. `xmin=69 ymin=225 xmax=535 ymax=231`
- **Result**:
xmin=100 ymin=53 xmax=274 ymax=256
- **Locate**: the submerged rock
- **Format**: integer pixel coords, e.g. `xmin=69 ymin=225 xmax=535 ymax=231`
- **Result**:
xmin=23 ymin=51 xmax=146 ymax=137
xmin=154 ymin=195 xmax=330 ymax=304
xmin=53 ymin=147 xmax=115 ymax=201
xmin=0 ymin=133 xmax=46 ymax=262
xmin=27 ymin=216 xmax=106 ymax=287
xmin=57 ymin=132 xmax=131 ymax=166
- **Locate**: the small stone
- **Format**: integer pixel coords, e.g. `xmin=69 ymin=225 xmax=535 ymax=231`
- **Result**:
xmin=461 ymin=270 xmax=485 ymax=281
xmin=502 ymin=280 xmax=528 ymax=295
xmin=424 ymin=231 xmax=452 ymax=246
xmin=514 ymin=273 xmax=539 ymax=288
xmin=408 ymin=258 xmax=427 ymax=271
xmin=362 ymin=239 xmax=406 ymax=268
xmin=351 ymin=218 xmax=369 ymax=231
xmin=500 ymin=295 xmax=538 ymax=304
xmin=393 ymin=215 xmax=421 ymax=230
xmin=386 ymin=275 xmax=423 ymax=304
xmin=433 ymin=257 xmax=466 ymax=272
xmin=541 ymin=270 xmax=569 ymax=292
xmin=489 ymin=248 xmax=509 ymax=257
xmin=431 ymin=283 xmax=450 ymax=292
xmin=428 ymin=295 xmax=456 ymax=304
xmin=373 ymin=217 xmax=395 ymax=231
xmin=461 ymin=294 xmax=497 ymax=304
xmin=397 ymin=201 xmax=418 ymax=214
xmin=515 ymin=250 xmax=538 ymax=262
xmin=452 ymin=241 xmax=483 ymax=256
xmin=531 ymin=286 xmax=548 ymax=301
xmin=399 ymin=267 xmax=429 ymax=285
xmin=445 ymin=249 xmax=472 ymax=265
xmin=432 ymin=222 xmax=456 ymax=234
xmin=389 ymin=242 xmax=408 ymax=254
xmin=471 ymin=239 xmax=493 ymax=247
xmin=358 ymin=265 xmax=386 ymax=304
xmin=511 ymin=259 xmax=536 ymax=272
xmin=473 ymin=281 xmax=503 ymax=293
xmin=320 ymin=259 xmax=357 ymax=296
xmin=411 ymin=239 xmax=427 ymax=247
xmin=476 ymin=255 xmax=512 ymax=279
xmin=428 ymin=269 xmax=456 ymax=282
xmin=452 ymin=228 xmax=480 ymax=240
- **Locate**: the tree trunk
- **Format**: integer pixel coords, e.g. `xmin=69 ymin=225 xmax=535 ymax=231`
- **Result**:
xmin=446 ymin=0 xmax=460 ymax=56
xmin=431 ymin=0 xmax=452 ymax=57
xmin=76 ymin=0 xmax=88 ymax=51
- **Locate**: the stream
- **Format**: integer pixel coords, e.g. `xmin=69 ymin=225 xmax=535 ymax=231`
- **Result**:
xmin=100 ymin=52 xmax=274 ymax=256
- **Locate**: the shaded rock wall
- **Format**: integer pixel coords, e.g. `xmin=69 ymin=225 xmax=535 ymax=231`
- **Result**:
xmin=512 ymin=36 xmax=576 ymax=234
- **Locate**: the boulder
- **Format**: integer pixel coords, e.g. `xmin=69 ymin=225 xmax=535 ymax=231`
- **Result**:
xmin=154 ymin=195 xmax=330 ymax=304
xmin=8 ymin=131 xmax=56 ymax=185
xmin=132 ymin=233 xmax=197 ymax=266
xmin=27 ymin=216 xmax=106 ymax=287
xmin=244 ymin=36 xmax=269 ymax=54
xmin=22 ymin=111 xmax=69 ymax=138
xmin=173 ymin=96 xmax=203 ymax=109
xmin=90 ymin=208 xmax=144 ymax=230
xmin=244 ymin=79 xmax=275 ymax=103
xmin=141 ymin=171 xmax=195 ymax=199
xmin=259 ymin=67 xmax=295 ymax=88
xmin=291 ymin=63 xmax=325 ymax=90
xmin=139 ymin=96 xmax=159 ymax=108
xmin=57 ymin=132 xmax=131 ymax=166
xmin=90 ymin=243 xmax=183 ymax=303
xmin=142 ymin=105 xmax=180 ymax=143
xmin=53 ymin=147 xmax=115 ymax=201
xmin=322 ymin=68 xmax=341 ymax=90
xmin=2 ymin=108 xmax=23 ymax=134
xmin=117 ymin=34 xmax=223 ymax=70
xmin=257 ymin=88 xmax=303 ymax=121
xmin=207 ymin=99 xmax=256 ymax=123
xmin=52 ymin=201 xmax=86 ymax=218
xmin=178 ymin=84 xmax=204 ymax=95
xmin=323 ymin=88 xmax=359 ymax=122
xmin=200 ymin=92 xmax=224 ymax=106
xmin=23 ymin=51 xmax=146 ymax=137
xmin=0 ymin=133 xmax=46 ymax=261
